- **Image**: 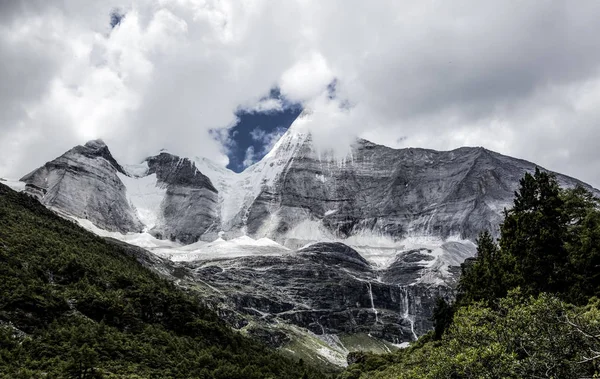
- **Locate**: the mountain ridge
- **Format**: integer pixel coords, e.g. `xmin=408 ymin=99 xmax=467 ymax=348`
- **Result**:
xmin=12 ymin=127 xmax=599 ymax=257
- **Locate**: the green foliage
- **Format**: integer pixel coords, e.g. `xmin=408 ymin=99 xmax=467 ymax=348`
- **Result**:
xmin=0 ymin=183 xmax=326 ymax=378
xmin=457 ymin=231 xmax=503 ymax=305
xmin=342 ymin=291 xmax=600 ymax=378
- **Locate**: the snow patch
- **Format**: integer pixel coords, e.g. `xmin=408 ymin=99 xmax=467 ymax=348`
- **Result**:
xmin=69 ymin=212 xmax=290 ymax=263
xmin=255 ymin=237 xmax=285 ymax=247
xmin=285 ymin=219 xmax=336 ymax=243
xmin=117 ymin=172 xmax=166 ymax=231
xmin=72 ymin=217 xmax=180 ymax=249
xmin=0 ymin=178 xmax=26 ymax=192
xmin=122 ymin=162 xmax=149 ymax=177
xmin=160 ymin=235 xmax=290 ymax=262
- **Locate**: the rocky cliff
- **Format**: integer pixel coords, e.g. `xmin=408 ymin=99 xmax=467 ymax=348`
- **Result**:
xmin=21 ymin=141 xmax=219 ymax=243
xmin=20 ymin=140 xmax=143 ymax=233
xmin=217 ymin=124 xmax=596 ymax=246
xmin=145 ymin=153 xmax=220 ymax=243
xmin=186 ymin=242 xmax=450 ymax=342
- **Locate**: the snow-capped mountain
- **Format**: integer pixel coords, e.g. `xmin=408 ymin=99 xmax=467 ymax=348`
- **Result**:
xmin=10 ymin=115 xmax=599 ymax=365
xmin=21 ymin=140 xmax=220 ymax=244
xmin=20 ymin=119 xmax=594 ymax=253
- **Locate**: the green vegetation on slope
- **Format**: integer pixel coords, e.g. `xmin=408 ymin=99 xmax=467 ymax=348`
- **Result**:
xmin=341 ymin=169 xmax=600 ymax=378
xmin=0 ymin=183 xmax=326 ymax=378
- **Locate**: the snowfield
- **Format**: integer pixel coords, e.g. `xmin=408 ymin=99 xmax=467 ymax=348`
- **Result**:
xmin=69 ymin=211 xmax=474 ymax=287
xmin=117 ymin=168 xmax=166 ymax=231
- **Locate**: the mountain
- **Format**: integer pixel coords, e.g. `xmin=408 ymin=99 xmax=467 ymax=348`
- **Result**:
xmin=21 ymin=140 xmax=220 ymax=244
xmin=143 ymin=152 xmax=220 ymax=243
xmin=19 ymin=122 xmax=595 ymax=249
xmin=214 ymin=117 xmax=596 ymax=245
xmin=20 ymin=139 xmax=143 ymax=233
xmin=9 ymin=116 xmax=599 ymax=366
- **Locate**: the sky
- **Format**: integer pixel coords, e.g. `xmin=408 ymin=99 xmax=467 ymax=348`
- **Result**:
xmin=226 ymin=89 xmax=302 ymax=172
xmin=1 ymin=1 xmax=600 ymax=186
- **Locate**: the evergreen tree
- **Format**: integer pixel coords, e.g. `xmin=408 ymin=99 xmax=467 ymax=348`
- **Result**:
xmin=562 ymin=186 xmax=600 ymax=303
xmin=499 ymin=167 xmax=568 ymax=295
xmin=431 ymin=298 xmax=454 ymax=340
xmin=457 ymin=230 xmax=503 ymax=304
xmin=458 ymin=168 xmax=600 ymax=305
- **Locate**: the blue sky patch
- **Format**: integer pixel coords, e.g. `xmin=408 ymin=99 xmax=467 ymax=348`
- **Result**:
xmin=225 ymin=89 xmax=302 ymax=172
xmin=110 ymin=9 xmax=125 ymax=29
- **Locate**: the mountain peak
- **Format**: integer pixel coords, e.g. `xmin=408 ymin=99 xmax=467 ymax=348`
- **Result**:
xmin=84 ymin=139 xmax=107 ymax=150
xmin=78 ymin=139 xmax=125 ymax=174
xmin=146 ymin=153 xmax=217 ymax=193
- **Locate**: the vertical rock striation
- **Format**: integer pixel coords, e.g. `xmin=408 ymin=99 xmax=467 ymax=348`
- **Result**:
xmin=20 ymin=140 xmax=143 ymax=233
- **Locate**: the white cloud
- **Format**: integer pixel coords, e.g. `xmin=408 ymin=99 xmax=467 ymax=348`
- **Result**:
xmin=242 ymin=145 xmax=256 ymax=167
xmin=279 ymin=51 xmax=334 ymax=102
xmin=0 ymin=0 xmax=302 ymax=175
xmin=244 ymin=98 xmax=284 ymax=113
xmin=2 ymin=0 xmax=600 ymax=189
xmin=250 ymin=126 xmax=287 ymax=155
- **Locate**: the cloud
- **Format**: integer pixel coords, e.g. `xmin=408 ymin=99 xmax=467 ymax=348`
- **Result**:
xmin=242 ymin=145 xmax=256 ymax=168
xmin=2 ymin=0 xmax=600 ymax=188
xmin=245 ymin=98 xmax=284 ymax=114
xmin=279 ymin=51 xmax=334 ymax=102
xmin=0 ymin=0 xmax=303 ymax=176
xmin=250 ymin=126 xmax=287 ymax=154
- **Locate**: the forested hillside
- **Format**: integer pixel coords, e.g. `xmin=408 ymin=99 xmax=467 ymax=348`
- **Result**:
xmin=0 ymin=183 xmax=326 ymax=378
xmin=341 ymin=169 xmax=600 ymax=379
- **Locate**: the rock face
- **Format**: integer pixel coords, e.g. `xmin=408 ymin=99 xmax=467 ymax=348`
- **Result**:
xmin=20 ymin=140 xmax=143 ymax=233
xmin=24 ymin=124 xmax=594 ymax=248
xmin=21 ymin=142 xmax=219 ymax=243
xmin=145 ymin=153 xmax=220 ymax=243
xmin=184 ymin=242 xmax=452 ymax=343
xmin=218 ymin=124 xmax=596 ymax=245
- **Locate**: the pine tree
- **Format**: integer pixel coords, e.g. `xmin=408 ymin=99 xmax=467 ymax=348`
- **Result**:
xmin=499 ymin=167 xmax=568 ymax=295
xmin=457 ymin=230 xmax=502 ymax=304
xmin=562 ymin=186 xmax=600 ymax=303
xmin=431 ymin=297 xmax=454 ymax=340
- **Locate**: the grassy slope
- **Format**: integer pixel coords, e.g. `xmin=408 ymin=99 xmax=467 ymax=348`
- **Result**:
xmin=0 ymin=183 xmax=327 ymax=378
